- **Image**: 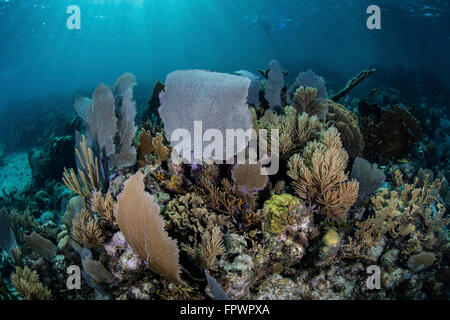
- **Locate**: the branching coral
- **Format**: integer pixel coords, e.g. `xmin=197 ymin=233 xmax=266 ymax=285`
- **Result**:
xmin=198 ymin=176 xmax=244 ymax=218
xmin=287 ymin=127 xmax=359 ymax=221
xmin=62 ymin=135 xmax=100 ymax=199
xmin=331 ymin=69 xmax=376 ymax=102
xmin=10 ymin=267 xmax=52 ymax=300
xmin=342 ymin=172 xmax=448 ymax=260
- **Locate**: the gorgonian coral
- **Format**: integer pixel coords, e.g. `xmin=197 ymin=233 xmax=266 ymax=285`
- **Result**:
xmin=10 ymin=266 xmax=52 ymax=300
xmin=350 ymin=157 xmax=385 ymax=200
xmin=286 ymin=69 xmax=328 ymax=106
xmin=115 ymin=171 xmax=182 ymax=284
xmin=73 ymin=73 xmax=138 ymax=172
xmin=257 ymin=106 xmax=326 ymax=160
xmin=159 ymin=70 xmax=253 ymax=163
xmin=264 ymin=59 xmax=285 ymax=111
xmin=292 ymin=86 xmax=328 ymax=120
xmin=287 ymin=127 xmax=359 ymax=221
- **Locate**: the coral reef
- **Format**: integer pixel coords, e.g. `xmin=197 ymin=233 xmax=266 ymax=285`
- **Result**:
xmin=1 ymin=63 xmax=448 ymax=301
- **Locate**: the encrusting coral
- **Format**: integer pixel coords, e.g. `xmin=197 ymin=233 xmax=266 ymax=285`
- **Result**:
xmin=287 ymin=127 xmax=359 ymax=221
xmin=262 ymin=193 xmax=303 ymax=234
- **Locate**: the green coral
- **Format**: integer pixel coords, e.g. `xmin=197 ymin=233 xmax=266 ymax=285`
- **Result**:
xmin=263 ymin=194 xmax=302 ymax=234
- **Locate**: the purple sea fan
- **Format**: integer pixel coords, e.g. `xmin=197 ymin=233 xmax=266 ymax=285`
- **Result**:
xmin=159 ymin=70 xmax=253 ymax=164
xmin=264 ymin=59 xmax=285 ymax=111
xmin=350 ymin=157 xmax=385 ymax=200
xmin=286 ymin=69 xmax=328 ymax=105
xmin=234 ymin=70 xmax=262 ymax=108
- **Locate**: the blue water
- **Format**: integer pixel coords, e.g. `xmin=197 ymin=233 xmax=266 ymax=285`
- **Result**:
xmin=0 ymin=0 xmax=449 ymax=108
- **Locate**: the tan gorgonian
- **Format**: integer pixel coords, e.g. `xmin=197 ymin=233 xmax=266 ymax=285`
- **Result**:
xmin=115 ymin=171 xmax=182 ymax=285
xmin=62 ymin=135 xmax=100 ymax=199
xmin=271 ymin=180 xmax=286 ymax=195
xmin=198 ymin=176 xmax=243 ymax=217
xmin=258 ymin=106 xmax=326 ymax=160
xmin=292 ymin=86 xmax=328 ymax=119
xmin=287 ymin=126 xmax=359 ymax=221
xmin=10 ymin=266 xmax=52 ymax=300
xmin=232 ymin=162 xmax=268 ymax=208
xmin=182 ymin=225 xmax=226 ymax=271
xmin=90 ymin=190 xmax=115 ymax=224
xmin=137 ymin=129 xmax=169 ymax=167
xmin=71 ymin=208 xmax=107 ymax=248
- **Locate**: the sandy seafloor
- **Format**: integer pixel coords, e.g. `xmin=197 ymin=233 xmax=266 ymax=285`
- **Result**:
xmin=0 ymin=152 xmax=31 ymax=196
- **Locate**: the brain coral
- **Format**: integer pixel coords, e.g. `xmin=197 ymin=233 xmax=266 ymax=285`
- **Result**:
xmin=326 ymin=100 xmax=364 ymax=158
